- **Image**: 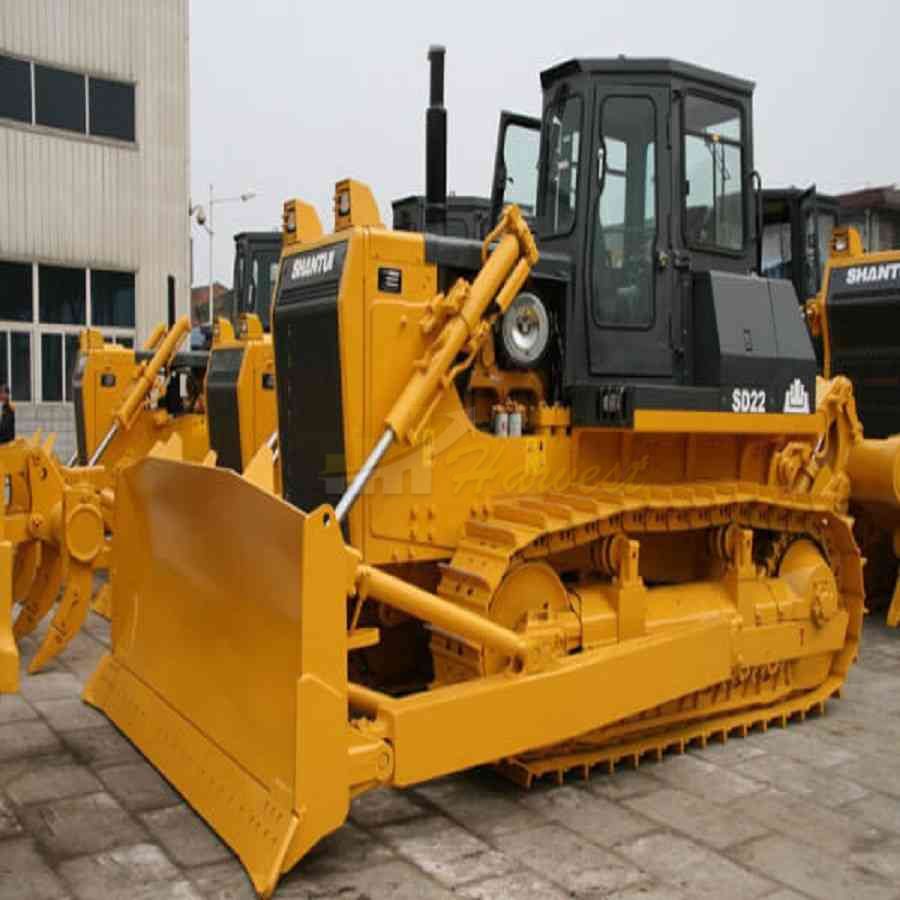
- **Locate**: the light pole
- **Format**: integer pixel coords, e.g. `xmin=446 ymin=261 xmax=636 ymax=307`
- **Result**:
xmin=190 ymin=185 xmax=257 ymax=326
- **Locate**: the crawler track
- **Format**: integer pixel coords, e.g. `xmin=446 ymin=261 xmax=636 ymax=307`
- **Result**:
xmin=436 ymin=481 xmax=863 ymax=785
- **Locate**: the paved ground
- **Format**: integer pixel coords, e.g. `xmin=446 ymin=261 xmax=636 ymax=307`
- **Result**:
xmin=3 ymin=614 xmax=900 ymax=900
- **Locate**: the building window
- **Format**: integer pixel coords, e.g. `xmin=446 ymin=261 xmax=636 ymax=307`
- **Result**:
xmin=41 ymin=332 xmax=63 ymax=401
xmin=0 ymin=56 xmax=135 ymax=144
xmin=0 ymin=55 xmax=31 ymax=123
xmin=13 ymin=332 xmax=31 ymax=401
xmin=39 ymin=265 xmax=86 ymax=324
xmin=39 ymin=331 xmax=81 ymax=402
xmin=0 ymin=330 xmax=32 ymax=402
xmin=34 ymin=64 xmax=86 ymax=134
xmin=89 ymin=78 xmax=135 ymax=142
xmin=92 ymin=270 xmax=136 ymax=327
xmin=0 ymin=260 xmax=33 ymax=322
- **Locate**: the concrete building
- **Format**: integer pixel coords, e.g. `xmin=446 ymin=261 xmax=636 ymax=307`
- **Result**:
xmin=0 ymin=0 xmax=190 ymax=460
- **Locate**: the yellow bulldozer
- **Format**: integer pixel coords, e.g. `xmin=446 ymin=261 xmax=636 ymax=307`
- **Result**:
xmin=1 ymin=318 xmax=207 ymax=689
xmin=77 ymin=52 xmax=877 ymax=897
xmin=1 ymin=309 xmax=277 ymax=690
xmin=806 ymin=226 xmax=900 ymax=624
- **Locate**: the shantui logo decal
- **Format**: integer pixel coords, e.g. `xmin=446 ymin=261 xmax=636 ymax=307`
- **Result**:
xmin=290 ymin=249 xmax=335 ymax=280
xmin=783 ymin=378 xmax=811 ymax=414
xmin=844 ymin=263 xmax=900 ymax=286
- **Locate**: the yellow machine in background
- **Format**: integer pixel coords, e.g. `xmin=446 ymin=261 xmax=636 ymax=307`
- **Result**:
xmin=72 ymin=319 xmax=208 ymax=471
xmin=83 ymin=54 xmax=871 ymax=897
xmin=1 ymin=312 xmax=277 ymax=689
xmin=808 ymin=227 xmax=900 ymax=624
xmin=1 ymin=318 xmax=207 ymax=690
xmin=206 ymin=314 xmax=277 ymax=476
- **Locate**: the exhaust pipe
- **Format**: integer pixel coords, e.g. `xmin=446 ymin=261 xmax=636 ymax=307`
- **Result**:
xmin=167 ymin=275 xmax=176 ymax=330
xmin=425 ymin=45 xmax=447 ymax=233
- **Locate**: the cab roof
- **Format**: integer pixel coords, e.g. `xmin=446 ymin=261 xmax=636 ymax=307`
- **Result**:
xmin=540 ymin=57 xmax=755 ymax=97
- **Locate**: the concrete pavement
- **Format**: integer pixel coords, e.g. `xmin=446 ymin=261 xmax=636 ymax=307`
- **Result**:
xmin=2 ymin=613 xmax=900 ymax=899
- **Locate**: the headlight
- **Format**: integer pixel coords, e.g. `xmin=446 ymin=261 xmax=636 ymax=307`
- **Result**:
xmin=500 ymin=292 xmax=550 ymax=368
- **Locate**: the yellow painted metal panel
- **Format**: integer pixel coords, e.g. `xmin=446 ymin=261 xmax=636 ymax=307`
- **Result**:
xmin=633 ymin=409 xmax=824 ymax=434
xmin=380 ymin=619 xmax=733 ymax=785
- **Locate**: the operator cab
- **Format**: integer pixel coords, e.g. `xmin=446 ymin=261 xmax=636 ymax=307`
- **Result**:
xmin=761 ymin=186 xmax=839 ymax=303
xmin=229 ymin=231 xmax=282 ymax=332
xmin=491 ymin=58 xmax=816 ymax=425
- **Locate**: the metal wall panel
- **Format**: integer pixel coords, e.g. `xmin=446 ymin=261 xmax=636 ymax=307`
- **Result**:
xmin=0 ymin=0 xmax=190 ymax=341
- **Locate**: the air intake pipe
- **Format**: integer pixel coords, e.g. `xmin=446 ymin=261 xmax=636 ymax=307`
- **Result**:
xmin=425 ymin=44 xmax=447 ymax=233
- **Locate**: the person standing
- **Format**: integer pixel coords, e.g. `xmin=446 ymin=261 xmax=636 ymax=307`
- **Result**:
xmin=0 ymin=384 xmax=15 ymax=444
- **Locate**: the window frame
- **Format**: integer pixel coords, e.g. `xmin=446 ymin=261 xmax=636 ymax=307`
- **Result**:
xmin=680 ymin=90 xmax=747 ymax=257
xmin=536 ymin=91 xmax=585 ymax=239
xmin=0 ymin=54 xmax=137 ymax=147
xmin=590 ymin=92 xmax=660 ymax=331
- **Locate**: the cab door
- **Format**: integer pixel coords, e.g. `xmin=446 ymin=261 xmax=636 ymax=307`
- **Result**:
xmin=586 ymin=86 xmax=673 ymax=378
xmin=490 ymin=111 xmax=541 ymax=227
xmin=797 ymin=184 xmax=821 ymax=300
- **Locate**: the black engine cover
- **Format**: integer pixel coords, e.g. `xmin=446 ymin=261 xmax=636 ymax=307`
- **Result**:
xmin=692 ymin=271 xmax=816 ymax=416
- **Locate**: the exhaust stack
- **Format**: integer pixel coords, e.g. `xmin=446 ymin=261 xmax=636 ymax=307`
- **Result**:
xmin=425 ymin=45 xmax=447 ymax=233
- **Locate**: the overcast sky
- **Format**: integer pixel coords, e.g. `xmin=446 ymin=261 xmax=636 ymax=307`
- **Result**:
xmin=189 ymin=0 xmax=899 ymax=287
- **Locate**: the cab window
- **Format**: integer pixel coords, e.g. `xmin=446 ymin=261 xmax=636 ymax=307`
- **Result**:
xmin=592 ymin=95 xmax=657 ymax=326
xmin=248 ymin=250 xmax=279 ymax=329
xmin=538 ymin=95 xmax=582 ymax=235
xmin=500 ymin=123 xmax=540 ymax=215
xmin=761 ymin=222 xmax=792 ymax=281
xmin=683 ymin=96 xmax=744 ymax=251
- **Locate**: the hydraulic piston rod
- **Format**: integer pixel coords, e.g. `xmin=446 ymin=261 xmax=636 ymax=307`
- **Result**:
xmin=335 ymin=429 xmax=394 ymax=523
xmin=356 ymin=563 xmax=530 ymax=666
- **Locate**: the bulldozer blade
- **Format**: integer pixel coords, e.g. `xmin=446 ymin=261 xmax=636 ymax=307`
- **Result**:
xmin=148 ymin=433 xmax=184 ymax=460
xmin=84 ymin=458 xmax=355 ymax=896
xmin=1 ymin=541 xmax=18 ymax=693
xmin=12 ymin=540 xmax=41 ymax=602
xmin=242 ymin=443 xmax=276 ymax=494
xmin=29 ymin=561 xmax=93 ymax=673
xmin=91 ymin=581 xmax=112 ymax=620
xmin=14 ymin=548 xmax=64 ymax=639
